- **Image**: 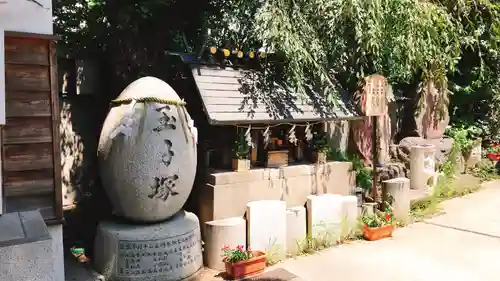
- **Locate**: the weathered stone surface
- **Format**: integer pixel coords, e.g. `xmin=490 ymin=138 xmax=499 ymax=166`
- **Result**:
xmin=341 ymin=196 xmax=358 ymax=235
xmin=286 ymin=206 xmax=307 ymax=256
xmin=203 ymin=217 xmax=246 ymax=271
xmin=93 ymin=211 xmax=203 ymax=281
xmin=0 ymin=211 xmax=53 ymax=281
xmin=246 ymin=200 xmax=287 ymax=260
xmin=410 ymin=145 xmax=438 ymax=192
xmin=383 ymin=177 xmax=410 ymax=223
xmin=98 ymin=77 xmax=197 ymax=222
xmin=398 ymin=136 xmax=453 ymax=167
xmin=306 ymin=195 xmax=343 ymax=242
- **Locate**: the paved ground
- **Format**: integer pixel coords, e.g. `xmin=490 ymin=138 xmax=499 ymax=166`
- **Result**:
xmin=67 ymin=180 xmax=500 ymax=281
xmin=268 ymin=180 xmax=500 ymax=281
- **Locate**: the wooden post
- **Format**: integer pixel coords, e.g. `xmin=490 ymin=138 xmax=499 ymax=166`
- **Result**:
xmin=371 ymin=115 xmax=378 ymax=201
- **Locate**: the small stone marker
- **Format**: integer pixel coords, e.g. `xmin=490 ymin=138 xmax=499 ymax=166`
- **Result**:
xmin=341 ymin=196 xmax=358 ymax=236
xmin=93 ymin=211 xmax=203 ymax=281
xmin=0 ymin=211 xmax=54 ymax=281
xmin=306 ymin=194 xmax=343 ymax=243
xmin=203 ymin=217 xmax=246 ymax=271
xmin=246 ymin=200 xmax=287 ymax=261
xmin=383 ymin=177 xmax=410 ymax=223
xmin=286 ymin=206 xmax=307 ymax=256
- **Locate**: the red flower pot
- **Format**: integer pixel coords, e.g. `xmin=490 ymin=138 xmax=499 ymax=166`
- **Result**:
xmin=224 ymin=251 xmax=267 ymax=280
xmin=363 ymin=224 xmax=393 ymax=241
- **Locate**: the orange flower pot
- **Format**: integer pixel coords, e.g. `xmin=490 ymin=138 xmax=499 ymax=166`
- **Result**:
xmin=363 ymin=224 xmax=393 ymax=241
xmin=224 ymin=251 xmax=266 ymax=280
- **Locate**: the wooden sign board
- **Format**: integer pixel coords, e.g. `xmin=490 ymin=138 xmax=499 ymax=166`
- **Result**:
xmin=361 ymin=75 xmax=388 ymax=116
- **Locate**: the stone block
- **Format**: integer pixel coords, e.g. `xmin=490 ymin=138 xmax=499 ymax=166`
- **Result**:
xmin=286 ymin=206 xmax=307 ymax=256
xmin=383 ymin=177 xmax=410 ymax=223
xmin=0 ymin=211 xmax=53 ymax=281
xmin=93 ymin=211 xmax=203 ymax=281
xmin=246 ymin=200 xmax=287 ymax=261
xmin=203 ymin=217 xmax=246 ymax=271
xmin=341 ymin=196 xmax=358 ymax=236
xmin=306 ymin=195 xmax=343 ymax=243
xmin=361 ymin=203 xmax=377 ymax=216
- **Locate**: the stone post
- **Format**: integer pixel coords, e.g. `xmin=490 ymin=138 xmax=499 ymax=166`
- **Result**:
xmin=204 ymin=217 xmax=246 ymax=271
xmin=410 ymin=145 xmax=437 ymax=193
xmin=383 ymin=177 xmax=410 ymax=224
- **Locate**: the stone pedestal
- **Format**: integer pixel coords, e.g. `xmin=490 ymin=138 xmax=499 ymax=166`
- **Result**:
xmin=361 ymin=203 xmax=377 ymax=216
xmin=93 ymin=211 xmax=203 ymax=281
xmin=410 ymin=145 xmax=438 ymax=192
xmin=383 ymin=177 xmax=410 ymax=223
xmin=0 ymin=211 xmax=54 ymax=281
xmin=246 ymin=200 xmax=287 ymax=261
xmin=286 ymin=206 xmax=307 ymax=256
xmin=203 ymin=217 xmax=246 ymax=271
xmin=306 ymin=195 xmax=343 ymax=243
xmin=341 ymin=196 xmax=358 ymax=236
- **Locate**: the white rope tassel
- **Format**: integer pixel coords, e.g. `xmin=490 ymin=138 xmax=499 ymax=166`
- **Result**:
xmin=288 ymin=124 xmax=297 ymax=145
xmin=263 ymin=126 xmax=271 ymax=148
xmin=245 ymin=125 xmax=254 ymax=148
xmin=110 ymin=99 xmax=138 ymax=139
xmin=305 ymin=124 xmax=313 ymax=141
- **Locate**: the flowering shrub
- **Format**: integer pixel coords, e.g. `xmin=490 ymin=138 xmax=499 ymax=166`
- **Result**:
xmin=486 ymin=144 xmax=500 ymax=161
xmin=362 ymin=207 xmax=393 ymax=228
xmin=221 ymin=245 xmax=253 ymax=263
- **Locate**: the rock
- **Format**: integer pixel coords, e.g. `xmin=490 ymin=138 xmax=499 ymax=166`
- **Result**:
xmin=203 ymin=217 xmax=246 ymax=271
xmin=98 ymin=77 xmax=197 ymax=222
xmin=285 ymin=206 xmax=307 ymax=256
xmin=0 ymin=211 xmax=54 ymax=281
xmin=398 ymin=136 xmax=453 ymax=167
xmin=93 ymin=211 xmax=203 ymax=281
xmin=306 ymin=195 xmax=343 ymax=243
xmin=246 ymin=200 xmax=287 ymax=261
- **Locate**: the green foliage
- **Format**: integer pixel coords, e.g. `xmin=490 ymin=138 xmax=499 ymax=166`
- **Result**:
xmin=361 ymin=207 xmax=393 ymax=228
xmin=445 ymin=125 xmax=481 ymax=156
xmin=232 ymin=130 xmax=249 ymax=160
xmin=328 ymin=148 xmax=372 ymax=192
xmin=309 ymin=131 xmax=329 ymax=153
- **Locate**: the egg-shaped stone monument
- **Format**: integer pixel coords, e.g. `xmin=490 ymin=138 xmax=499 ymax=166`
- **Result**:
xmin=98 ymin=76 xmax=197 ymax=222
xmin=94 ymin=77 xmax=202 ymax=281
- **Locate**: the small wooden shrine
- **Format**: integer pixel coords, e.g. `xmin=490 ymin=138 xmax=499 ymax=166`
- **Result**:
xmin=166 ymin=48 xmax=358 ymax=173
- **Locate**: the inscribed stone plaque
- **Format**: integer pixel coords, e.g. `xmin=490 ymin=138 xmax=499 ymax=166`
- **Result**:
xmin=94 ymin=211 xmax=203 ymax=281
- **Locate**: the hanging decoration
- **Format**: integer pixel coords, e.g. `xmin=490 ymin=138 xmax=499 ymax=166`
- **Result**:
xmin=207 ymin=47 xmax=266 ymax=60
xmin=223 ymin=48 xmax=231 ymax=57
xmin=305 ymin=124 xmax=313 ymax=141
xmin=245 ymin=126 xmax=254 ymax=148
xmin=263 ymin=126 xmax=271 ymax=148
xmin=288 ymin=125 xmax=297 ymax=145
xmin=209 ymin=47 xmax=217 ymax=54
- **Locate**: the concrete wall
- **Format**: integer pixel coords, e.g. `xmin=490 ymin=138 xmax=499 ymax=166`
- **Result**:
xmin=48 ymin=225 xmax=64 ymax=281
xmin=199 ymin=162 xmax=355 ymax=228
xmin=0 ymin=0 xmax=53 ymax=34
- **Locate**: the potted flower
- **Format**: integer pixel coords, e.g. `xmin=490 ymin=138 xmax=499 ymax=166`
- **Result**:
xmin=309 ymin=131 xmax=329 ymax=164
xmin=232 ymin=131 xmax=250 ymax=172
xmin=222 ymin=245 xmax=266 ymax=280
xmin=486 ymin=143 xmax=500 ymax=162
xmin=361 ymin=207 xmax=394 ymax=241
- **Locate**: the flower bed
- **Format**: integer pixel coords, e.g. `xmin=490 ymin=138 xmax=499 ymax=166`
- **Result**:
xmin=222 ymin=245 xmax=266 ymax=280
xmin=486 ymin=143 xmax=500 ymax=161
xmin=362 ymin=207 xmax=394 ymax=241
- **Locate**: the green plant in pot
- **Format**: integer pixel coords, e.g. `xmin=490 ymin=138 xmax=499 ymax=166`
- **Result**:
xmin=309 ymin=131 xmax=329 ymax=164
xmin=232 ymin=130 xmax=250 ymax=171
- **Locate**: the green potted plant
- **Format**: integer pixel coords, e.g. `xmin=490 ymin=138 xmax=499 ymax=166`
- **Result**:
xmin=309 ymin=131 xmax=329 ymax=164
xmin=361 ymin=207 xmax=393 ymax=241
xmin=445 ymin=125 xmax=482 ymax=171
xmin=232 ymin=130 xmax=250 ymax=171
xmin=222 ymin=245 xmax=266 ymax=280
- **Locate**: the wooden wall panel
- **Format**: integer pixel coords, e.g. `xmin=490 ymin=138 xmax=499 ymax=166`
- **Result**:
xmin=5 ymin=64 xmax=50 ymax=91
xmin=3 ymin=143 xmax=54 ymax=171
xmin=5 ymin=91 xmax=51 ymax=117
xmin=4 ymin=37 xmax=49 ymax=66
xmin=3 ymin=117 xmax=52 ymax=144
xmin=2 ymin=34 xmax=62 ymax=222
